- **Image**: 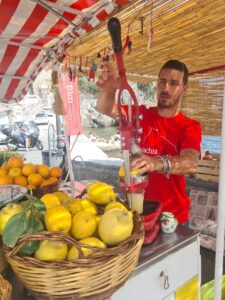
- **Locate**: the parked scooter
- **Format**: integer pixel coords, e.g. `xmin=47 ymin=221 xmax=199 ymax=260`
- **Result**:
xmin=2 ymin=124 xmax=43 ymax=151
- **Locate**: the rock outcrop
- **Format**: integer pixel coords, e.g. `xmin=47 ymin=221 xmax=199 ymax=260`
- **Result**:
xmin=79 ymin=92 xmax=117 ymax=128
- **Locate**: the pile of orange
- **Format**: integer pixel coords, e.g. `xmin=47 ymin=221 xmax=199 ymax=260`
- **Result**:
xmin=0 ymin=155 xmax=62 ymax=190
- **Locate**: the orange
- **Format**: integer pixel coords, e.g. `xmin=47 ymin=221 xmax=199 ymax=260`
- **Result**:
xmin=0 ymin=167 xmax=8 ymax=176
xmin=22 ymin=164 xmax=36 ymax=177
xmin=8 ymin=167 xmax=22 ymax=178
xmin=48 ymin=177 xmax=58 ymax=184
xmin=7 ymin=156 xmax=24 ymax=169
xmin=14 ymin=175 xmax=28 ymax=187
xmin=50 ymin=167 xmax=62 ymax=178
xmin=1 ymin=161 xmax=10 ymax=170
xmin=37 ymin=165 xmax=50 ymax=178
xmin=0 ymin=175 xmax=13 ymax=185
xmin=28 ymin=174 xmax=43 ymax=187
xmin=40 ymin=179 xmax=52 ymax=187
xmin=26 ymin=184 xmax=36 ymax=190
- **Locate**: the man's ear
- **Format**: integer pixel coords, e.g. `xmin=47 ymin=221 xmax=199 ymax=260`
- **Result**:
xmin=183 ymin=84 xmax=188 ymax=92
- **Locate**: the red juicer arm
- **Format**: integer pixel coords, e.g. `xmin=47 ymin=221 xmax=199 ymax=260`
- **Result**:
xmin=108 ymin=18 xmax=140 ymax=151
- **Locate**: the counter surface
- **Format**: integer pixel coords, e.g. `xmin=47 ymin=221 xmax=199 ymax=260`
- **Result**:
xmin=4 ymin=226 xmax=199 ymax=300
xmin=139 ymin=225 xmax=198 ymax=269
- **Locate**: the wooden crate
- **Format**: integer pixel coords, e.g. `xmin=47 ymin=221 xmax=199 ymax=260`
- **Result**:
xmin=196 ymin=159 xmax=220 ymax=183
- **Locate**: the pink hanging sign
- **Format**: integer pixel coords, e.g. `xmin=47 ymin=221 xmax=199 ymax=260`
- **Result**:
xmin=59 ymin=73 xmax=82 ymax=136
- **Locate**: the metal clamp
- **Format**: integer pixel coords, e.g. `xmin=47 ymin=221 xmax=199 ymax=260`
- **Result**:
xmin=160 ymin=271 xmax=170 ymax=290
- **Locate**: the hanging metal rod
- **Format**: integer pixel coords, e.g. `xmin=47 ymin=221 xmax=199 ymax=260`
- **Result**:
xmin=29 ymin=0 xmax=80 ymax=29
xmin=1 ymin=40 xmax=48 ymax=51
xmin=0 ymin=35 xmax=61 ymax=40
xmin=41 ymin=0 xmax=92 ymax=18
xmin=0 ymin=74 xmax=29 ymax=80
xmin=189 ymin=64 xmax=225 ymax=76
xmin=76 ymin=66 xmax=156 ymax=80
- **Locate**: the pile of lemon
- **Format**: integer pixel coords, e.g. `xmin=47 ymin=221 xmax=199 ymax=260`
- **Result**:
xmin=0 ymin=181 xmax=134 ymax=262
xmin=0 ymin=155 xmax=62 ymax=190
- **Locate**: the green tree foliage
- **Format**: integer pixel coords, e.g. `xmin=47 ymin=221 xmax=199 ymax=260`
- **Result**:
xmin=78 ymin=77 xmax=100 ymax=97
xmin=137 ymin=82 xmax=156 ymax=101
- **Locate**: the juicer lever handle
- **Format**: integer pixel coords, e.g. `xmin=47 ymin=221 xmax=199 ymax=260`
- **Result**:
xmin=108 ymin=17 xmax=122 ymax=54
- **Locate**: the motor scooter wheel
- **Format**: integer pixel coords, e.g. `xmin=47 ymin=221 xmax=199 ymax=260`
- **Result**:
xmin=7 ymin=140 xmax=18 ymax=151
xmin=36 ymin=140 xmax=43 ymax=150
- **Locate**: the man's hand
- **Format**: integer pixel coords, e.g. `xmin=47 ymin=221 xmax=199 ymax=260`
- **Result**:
xmin=130 ymin=148 xmax=200 ymax=176
xmin=96 ymin=62 xmax=120 ymax=93
xmin=130 ymin=154 xmax=163 ymax=174
xmin=96 ymin=62 xmax=120 ymax=119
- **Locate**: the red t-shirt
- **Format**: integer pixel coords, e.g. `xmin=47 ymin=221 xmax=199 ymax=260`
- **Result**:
xmin=125 ymin=106 xmax=202 ymax=223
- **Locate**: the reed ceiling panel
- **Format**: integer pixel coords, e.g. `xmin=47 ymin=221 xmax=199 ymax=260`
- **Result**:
xmin=181 ymin=72 xmax=225 ymax=136
xmin=67 ymin=0 xmax=225 ymax=136
xmin=67 ymin=0 xmax=225 ymax=81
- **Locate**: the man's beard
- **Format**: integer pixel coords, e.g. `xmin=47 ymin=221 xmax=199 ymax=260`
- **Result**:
xmin=157 ymin=92 xmax=180 ymax=109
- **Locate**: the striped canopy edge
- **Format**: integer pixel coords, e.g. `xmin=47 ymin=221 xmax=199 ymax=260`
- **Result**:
xmin=0 ymin=0 xmax=129 ymax=103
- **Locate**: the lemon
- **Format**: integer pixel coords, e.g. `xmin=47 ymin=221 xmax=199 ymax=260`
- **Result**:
xmin=44 ymin=205 xmax=72 ymax=233
xmin=98 ymin=208 xmax=133 ymax=246
xmin=104 ymin=201 xmax=128 ymax=213
xmin=80 ymin=198 xmax=98 ymax=215
xmin=119 ymin=165 xmax=140 ymax=177
xmin=40 ymin=194 xmax=60 ymax=209
xmin=64 ymin=197 xmax=84 ymax=216
xmin=71 ymin=211 xmax=97 ymax=240
xmin=79 ymin=237 xmax=106 ymax=257
xmin=35 ymin=240 xmax=68 ymax=261
xmin=86 ymin=181 xmax=116 ymax=205
xmin=52 ymin=191 xmax=69 ymax=204
xmin=95 ymin=215 xmax=101 ymax=224
xmin=0 ymin=203 xmax=23 ymax=234
xmin=67 ymin=246 xmax=79 ymax=260
xmin=92 ymin=215 xmax=101 ymax=238
xmin=118 ymin=165 xmax=125 ymax=177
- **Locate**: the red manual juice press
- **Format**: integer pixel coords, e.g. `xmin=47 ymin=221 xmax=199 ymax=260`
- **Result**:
xmin=108 ymin=18 xmax=162 ymax=244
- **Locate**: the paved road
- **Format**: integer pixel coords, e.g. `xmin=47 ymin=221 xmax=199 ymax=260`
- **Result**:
xmin=0 ymin=142 xmax=43 ymax=165
xmin=0 ymin=117 xmax=62 ymax=166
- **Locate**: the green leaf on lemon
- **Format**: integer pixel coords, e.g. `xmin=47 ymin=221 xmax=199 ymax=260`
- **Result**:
xmin=3 ymin=213 xmax=27 ymax=248
xmin=20 ymin=210 xmax=44 ymax=255
xmin=25 ymin=193 xmax=46 ymax=218
xmin=20 ymin=240 xmax=40 ymax=256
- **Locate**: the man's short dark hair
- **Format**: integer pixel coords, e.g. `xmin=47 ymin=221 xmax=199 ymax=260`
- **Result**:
xmin=159 ymin=60 xmax=189 ymax=85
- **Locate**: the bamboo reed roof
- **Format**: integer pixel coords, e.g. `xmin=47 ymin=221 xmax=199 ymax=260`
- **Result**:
xmin=68 ymin=0 xmax=225 ymax=81
xmin=67 ymin=0 xmax=225 ymax=137
xmin=182 ymin=71 xmax=225 ymax=137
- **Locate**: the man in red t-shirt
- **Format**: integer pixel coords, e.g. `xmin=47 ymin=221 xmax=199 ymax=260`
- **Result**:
xmin=96 ymin=60 xmax=202 ymax=225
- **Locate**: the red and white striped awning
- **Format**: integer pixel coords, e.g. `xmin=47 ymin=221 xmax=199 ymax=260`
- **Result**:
xmin=0 ymin=0 xmax=129 ymax=103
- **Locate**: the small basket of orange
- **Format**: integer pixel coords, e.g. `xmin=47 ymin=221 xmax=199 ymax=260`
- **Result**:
xmin=30 ymin=165 xmax=62 ymax=198
xmin=0 ymin=155 xmax=62 ymax=198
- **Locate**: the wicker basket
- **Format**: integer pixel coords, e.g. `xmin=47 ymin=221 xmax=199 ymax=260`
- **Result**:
xmin=30 ymin=180 xmax=60 ymax=198
xmin=0 ymin=244 xmax=7 ymax=273
xmin=0 ymin=275 xmax=12 ymax=300
xmin=4 ymin=212 xmax=144 ymax=300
